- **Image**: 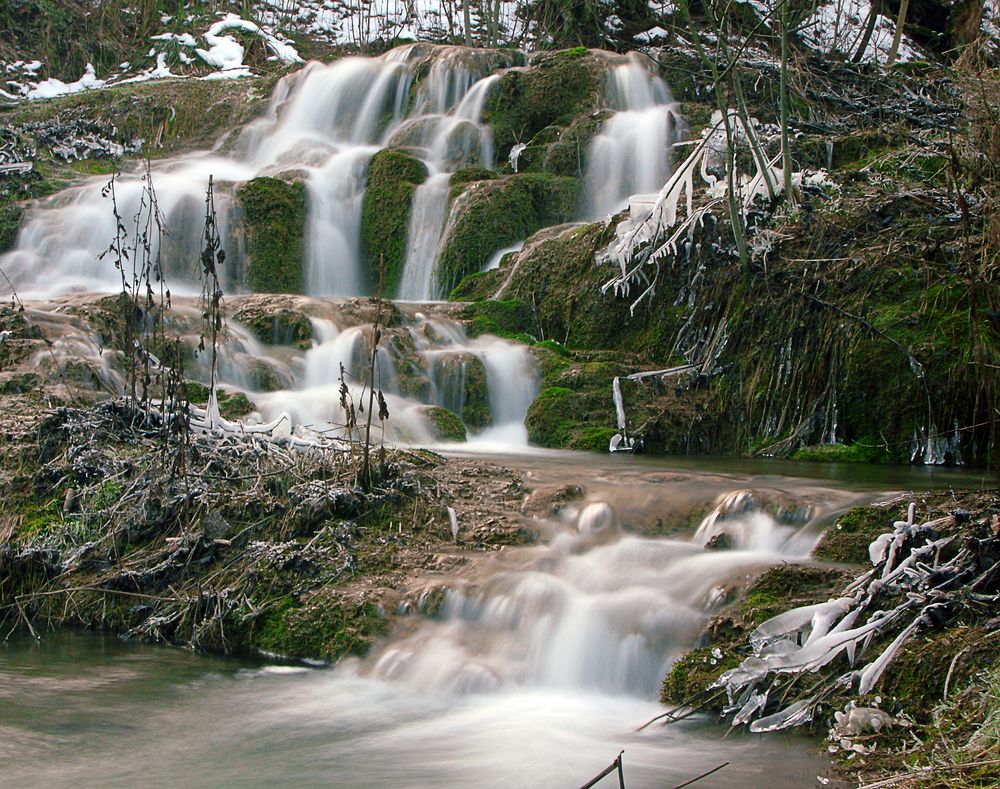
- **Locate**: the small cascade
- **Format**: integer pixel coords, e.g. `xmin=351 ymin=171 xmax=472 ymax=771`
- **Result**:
xmin=397 ymin=172 xmax=452 ymax=300
xmin=583 ymin=53 xmax=682 ymax=219
xmin=224 ymin=300 xmax=538 ymax=450
xmin=367 ymin=494 xmax=825 ymax=698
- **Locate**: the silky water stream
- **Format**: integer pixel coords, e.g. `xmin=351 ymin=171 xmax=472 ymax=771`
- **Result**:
xmin=1 ymin=450 xmax=982 ymax=788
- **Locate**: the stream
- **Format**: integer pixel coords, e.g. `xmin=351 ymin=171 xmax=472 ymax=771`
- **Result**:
xmin=1 ymin=453 xmax=984 ymax=788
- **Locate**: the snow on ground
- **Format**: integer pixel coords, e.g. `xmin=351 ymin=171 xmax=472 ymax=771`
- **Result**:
xmin=798 ymin=0 xmax=922 ymax=64
xmin=1 ymin=11 xmax=302 ymax=102
xmin=984 ymin=1 xmax=1000 ymax=52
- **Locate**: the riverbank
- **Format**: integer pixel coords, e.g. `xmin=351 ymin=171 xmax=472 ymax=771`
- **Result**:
xmin=661 ymin=488 xmax=1000 ymax=787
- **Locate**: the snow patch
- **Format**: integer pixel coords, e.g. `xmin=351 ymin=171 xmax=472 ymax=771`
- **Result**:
xmin=799 ymin=0 xmax=923 ymax=64
xmin=26 ymin=63 xmax=105 ymax=99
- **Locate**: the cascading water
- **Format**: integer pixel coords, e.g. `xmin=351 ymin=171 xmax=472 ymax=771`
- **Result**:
xmin=217 ymin=299 xmax=539 ymax=449
xmin=0 ymin=45 xmax=515 ymax=301
xmin=583 ymin=53 xmax=683 ymax=219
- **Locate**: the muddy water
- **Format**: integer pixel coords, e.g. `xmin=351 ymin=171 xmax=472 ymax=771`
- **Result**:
xmin=0 ymin=454 xmax=983 ymax=788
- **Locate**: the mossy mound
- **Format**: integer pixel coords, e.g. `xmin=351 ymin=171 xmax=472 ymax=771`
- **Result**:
xmin=525 ymin=385 xmax=617 ymax=450
xmin=466 ymin=222 xmax=675 ymax=357
xmin=462 ymin=299 xmax=536 ymax=341
xmin=515 ymin=110 xmax=610 ymax=178
xmin=436 ymin=173 xmax=579 ymax=295
xmin=813 ymin=505 xmax=899 ymax=564
xmin=461 ymin=355 xmax=491 ymax=429
xmin=236 ymin=177 xmax=307 ymax=294
xmin=792 ymin=438 xmax=893 ymax=464
xmin=233 ymin=303 xmax=313 ymax=348
xmin=360 ymin=149 xmax=428 ymax=294
xmin=252 ymin=594 xmax=388 ymax=661
xmin=483 ymin=48 xmax=606 ymax=164
xmin=182 ymin=382 xmax=256 ymax=419
xmin=0 ymin=204 xmax=23 ymax=253
xmin=422 ymin=405 xmax=467 ymax=442
xmin=660 ymin=565 xmax=851 ymax=706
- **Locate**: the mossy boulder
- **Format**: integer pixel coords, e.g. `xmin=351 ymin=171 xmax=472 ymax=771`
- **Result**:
xmin=360 ymin=148 xmax=428 ymax=294
xmin=436 ymin=173 xmax=579 ymax=295
xmin=429 ymin=351 xmax=492 ymax=429
xmin=237 ymin=177 xmax=307 ymax=294
xmin=422 ymin=405 xmax=467 ymax=442
xmin=0 ymin=203 xmax=23 ymax=253
xmin=813 ymin=505 xmax=894 ymax=564
xmin=462 ymin=299 xmax=536 ymax=341
xmin=478 ymin=222 xmax=673 ymax=358
xmin=483 ymin=48 xmax=606 ymax=164
xmin=461 ymin=354 xmax=491 ymax=429
xmin=233 ymin=303 xmax=313 ymax=348
xmin=792 ymin=438 xmax=893 ymax=464
xmin=252 ymin=593 xmax=387 ymax=661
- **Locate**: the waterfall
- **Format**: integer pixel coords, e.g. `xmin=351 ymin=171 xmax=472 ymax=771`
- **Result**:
xmin=0 ymin=46 xmax=513 ymax=301
xmin=397 ymin=172 xmax=452 ymax=300
xmin=583 ymin=53 xmax=682 ymax=219
xmin=231 ymin=302 xmax=538 ymax=450
xmin=368 ymin=493 xmax=821 ymax=698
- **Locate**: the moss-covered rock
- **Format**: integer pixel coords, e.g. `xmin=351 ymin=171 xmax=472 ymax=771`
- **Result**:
xmin=360 ymin=149 xmax=428 ymax=294
xmin=233 ymin=303 xmax=313 ymax=348
xmin=237 ymin=177 xmax=307 ymax=294
xmin=252 ymin=593 xmax=387 ymax=661
xmin=422 ymin=405 xmax=467 ymax=442
xmin=0 ymin=203 xmax=23 ymax=253
xmin=461 ymin=354 xmax=491 ymax=429
xmin=792 ymin=438 xmax=893 ymax=464
xmin=462 ymin=299 xmax=536 ymax=341
xmin=483 ymin=48 xmax=606 ymax=164
xmin=813 ymin=505 xmax=896 ymax=564
xmin=436 ymin=173 xmax=579 ymax=294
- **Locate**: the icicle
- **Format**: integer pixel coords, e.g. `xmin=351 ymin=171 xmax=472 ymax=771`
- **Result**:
xmin=749 ymin=698 xmax=815 ymax=733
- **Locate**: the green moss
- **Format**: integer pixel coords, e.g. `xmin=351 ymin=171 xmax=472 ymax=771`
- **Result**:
xmin=462 ymin=299 xmax=536 ymax=339
xmin=181 ymin=381 xmax=255 ymax=419
xmin=525 ymin=386 xmax=576 ymax=446
xmin=219 ymin=392 xmax=254 ymax=420
xmin=253 ymin=595 xmax=388 ymax=661
xmin=884 ymin=626 xmax=999 ymax=722
xmin=437 ymin=173 xmax=579 ymax=294
xmin=660 ymin=645 xmax=741 ymax=705
xmin=423 ymin=405 xmax=467 ymax=442
xmin=360 ymin=149 xmax=428 ymax=294
xmin=533 ymin=339 xmax=571 ymax=357
xmin=792 ymin=437 xmax=893 ymax=464
xmin=569 ymin=426 xmax=617 ymax=453
xmin=813 ymin=505 xmax=895 ymax=564
xmin=448 ymin=270 xmax=503 ymax=302
xmin=738 ymin=565 xmax=847 ymax=626
xmin=483 ymin=49 xmax=604 ymax=163
xmin=233 ymin=306 xmax=313 ymax=348
xmin=450 ymin=166 xmax=496 ymax=198
xmin=0 ymin=204 xmax=24 ymax=253
xmin=237 ymin=177 xmax=307 ymax=294
xmin=461 ymin=355 xmax=491 ymax=429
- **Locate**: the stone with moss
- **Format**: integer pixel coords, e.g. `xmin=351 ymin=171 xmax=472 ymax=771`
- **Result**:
xmin=252 ymin=593 xmax=388 ymax=661
xmin=813 ymin=505 xmax=895 ymax=564
xmin=437 ymin=173 xmax=578 ymax=295
xmin=422 ymin=405 xmax=467 ymax=442
xmin=483 ymin=48 xmax=606 ymax=164
xmin=0 ymin=204 xmax=23 ymax=253
xmin=461 ymin=355 xmax=491 ymax=429
xmin=462 ymin=299 xmax=536 ymax=340
xmin=237 ymin=177 xmax=307 ymax=294
xmin=233 ymin=303 xmax=313 ymax=348
xmin=792 ymin=438 xmax=892 ymax=464
xmin=359 ymin=149 xmax=428 ymax=294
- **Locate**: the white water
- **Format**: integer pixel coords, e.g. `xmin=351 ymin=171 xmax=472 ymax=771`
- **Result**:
xmin=224 ymin=301 xmax=540 ymax=448
xmin=584 ymin=53 xmax=682 ymax=219
xmin=1 ymin=459 xmax=848 ymax=787
xmin=0 ymin=46 xmax=512 ymax=301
